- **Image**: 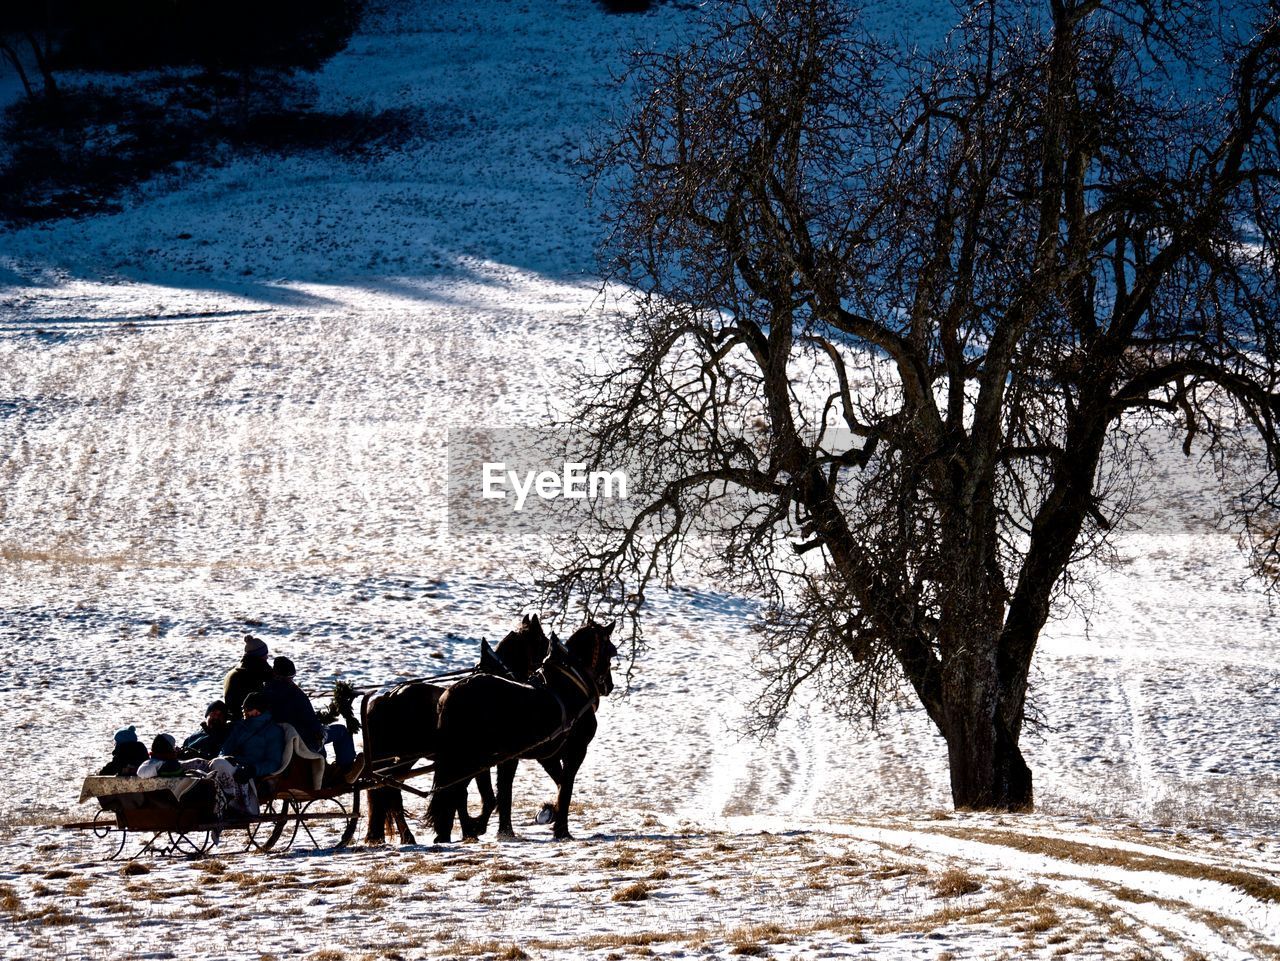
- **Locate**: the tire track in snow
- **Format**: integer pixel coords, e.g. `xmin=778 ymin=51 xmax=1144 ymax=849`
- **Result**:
xmin=824 ymin=820 xmax=1280 ymax=959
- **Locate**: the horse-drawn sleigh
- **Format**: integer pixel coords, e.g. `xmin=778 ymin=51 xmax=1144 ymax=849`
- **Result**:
xmin=63 ymin=617 xmax=619 ymax=860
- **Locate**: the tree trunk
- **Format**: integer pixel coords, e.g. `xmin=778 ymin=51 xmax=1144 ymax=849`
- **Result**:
xmin=941 ymin=641 xmax=1033 ymax=810
xmin=1 ymin=41 xmax=35 ymax=101
xmin=25 ymin=31 xmax=57 ymax=100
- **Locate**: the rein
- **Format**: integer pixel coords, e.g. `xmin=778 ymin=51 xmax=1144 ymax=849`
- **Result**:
xmin=340 ymin=666 xmax=476 ymax=700
xmin=545 ymin=659 xmax=599 ymax=703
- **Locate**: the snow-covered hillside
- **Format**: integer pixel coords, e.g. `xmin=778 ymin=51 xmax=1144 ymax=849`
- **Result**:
xmin=1 ymin=1 xmax=1277 ymax=958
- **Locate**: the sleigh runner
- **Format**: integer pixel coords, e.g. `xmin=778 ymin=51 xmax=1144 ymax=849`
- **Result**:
xmin=66 ymin=722 xmax=363 ymax=859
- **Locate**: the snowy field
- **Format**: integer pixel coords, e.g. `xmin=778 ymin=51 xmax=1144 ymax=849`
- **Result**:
xmin=1 ymin=1 xmax=1278 ymax=958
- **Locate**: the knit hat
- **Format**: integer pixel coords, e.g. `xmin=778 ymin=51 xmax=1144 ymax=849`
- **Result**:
xmin=242 ymin=691 xmax=270 ymax=715
xmin=114 ymin=725 xmax=137 ymax=745
xmin=244 ymin=634 xmax=268 ymax=658
xmin=150 ymin=733 xmax=177 ymax=755
xmin=272 ymin=655 xmax=296 ymax=678
xmin=206 ymin=700 xmax=227 ymax=717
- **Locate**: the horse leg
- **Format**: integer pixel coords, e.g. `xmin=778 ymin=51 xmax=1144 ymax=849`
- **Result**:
xmin=458 ymin=770 xmax=495 ymax=839
xmin=365 ymin=788 xmax=388 ymax=844
xmin=552 ymin=743 xmax=588 ymax=841
xmin=495 ymin=759 xmax=519 ymax=840
xmin=476 ymin=768 xmax=496 ymax=833
xmin=391 ymin=789 xmax=416 ymax=845
xmin=429 ymin=768 xmax=458 ymax=843
xmin=536 ymin=759 xmax=562 ymax=824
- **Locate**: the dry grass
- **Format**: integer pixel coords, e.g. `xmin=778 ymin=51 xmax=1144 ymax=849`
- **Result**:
xmin=598 ymin=849 xmax=643 ymax=871
xmin=1015 ymin=907 xmax=1061 ymax=934
xmin=0 ymin=545 xmax=133 ymax=568
xmin=224 ymin=870 xmax=268 ymax=891
xmin=488 ymin=869 xmax=528 ymax=884
xmin=821 ymin=853 xmax=861 ymax=869
xmin=906 ymin=900 xmax=990 ymax=932
xmin=350 ymin=884 xmax=389 ymax=910
xmin=727 ymin=922 xmax=786 ymax=953
xmin=119 ymin=862 xmax=150 ymax=877
xmin=868 ymin=863 xmax=928 ymax=881
xmin=1111 ymin=885 xmax=1159 ymax=904
xmin=447 ymin=913 xmax=883 ymax=959
xmin=933 ymin=827 xmax=1280 ymax=903
xmin=21 ymin=904 xmax=77 ymax=927
xmin=311 ymin=875 xmax=355 ymax=889
xmin=367 ymin=868 xmax=411 ymax=886
xmin=612 ymin=881 xmax=652 ymax=903
xmin=934 ymin=867 xmax=983 ymax=898
xmin=449 ymin=941 xmax=529 ymax=958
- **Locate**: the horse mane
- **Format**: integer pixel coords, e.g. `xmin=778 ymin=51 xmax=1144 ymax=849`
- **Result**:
xmin=489 ymin=614 xmax=550 ymax=680
xmin=562 ymin=624 xmax=597 ymax=660
xmin=561 ymin=621 xmax=618 ymax=665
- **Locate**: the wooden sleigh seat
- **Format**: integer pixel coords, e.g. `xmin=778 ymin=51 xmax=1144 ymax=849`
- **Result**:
xmin=81 ymin=775 xmax=218 ymax=831
xmin=256 ymin=723 xmax=329 ymax=801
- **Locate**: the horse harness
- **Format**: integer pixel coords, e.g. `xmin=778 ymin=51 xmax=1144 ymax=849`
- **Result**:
xmin=425 ymin=645 xmax=607 ymax=796
xmin=360 ymin=636 xmax=611 ymax=799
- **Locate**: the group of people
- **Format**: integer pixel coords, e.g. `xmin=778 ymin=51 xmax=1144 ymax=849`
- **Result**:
xmin=99 ymin=635 xmax=364 ymax=817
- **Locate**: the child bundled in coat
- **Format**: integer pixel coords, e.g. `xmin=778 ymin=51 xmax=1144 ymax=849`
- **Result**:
xmin=98 ymin=726 xmax=149 ymax=776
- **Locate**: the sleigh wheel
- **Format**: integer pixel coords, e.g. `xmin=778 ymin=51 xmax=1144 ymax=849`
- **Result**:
xmin=246 ymin=799 xmax=288 ymax=852
xmin=166 ymin=830 xmax=215 ymax=858
xmin=294 ymin=794 xmax=359 ymax=851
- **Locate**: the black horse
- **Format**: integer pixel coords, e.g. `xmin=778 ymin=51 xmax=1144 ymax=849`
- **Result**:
xmin=362 ymin=614 xmax=550 ymax=844
xmin=428 ymin=621 xmax=618 ymax=842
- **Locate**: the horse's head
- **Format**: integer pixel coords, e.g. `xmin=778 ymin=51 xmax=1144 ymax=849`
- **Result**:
xmin=494 ymin=613 xmax=551 ymax=680
xmin=562 ymin=620 xmax=619 ymax=697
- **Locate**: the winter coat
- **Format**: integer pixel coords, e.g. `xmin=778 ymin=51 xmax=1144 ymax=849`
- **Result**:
xmin=223 ymin=656 xmax=272 ymax=721
xmin=219 ymin=711 xmax=286 ymax=778
xmin=99 ymin=740 xmax=149 ymax=776
xmin=182 ymin=721 xmax=230 ymax=760
xmin=137 ymin=757 xmax=185 ymax=778
xmin=264 ymin=677 xmax=324 ymax=751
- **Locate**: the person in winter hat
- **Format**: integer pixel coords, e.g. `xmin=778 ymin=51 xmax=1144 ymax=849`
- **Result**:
xmin=223 ymin=634 xmax=272 ymax=721
xmin=182 ymin=700 xmax=231 ymax=760
xmin=98 ymin=725 xmax=149 ymax=776
xmin=208 ymin=691 xmax=285 ymax=817
xmin=264 ymin=656 xmax=361 ymax=781
xmin=138 ymin=733 xmax=187 ymax=778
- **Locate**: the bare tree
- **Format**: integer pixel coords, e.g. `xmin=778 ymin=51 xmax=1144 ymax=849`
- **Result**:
xmin=1 ymin=31 xmax=58 ymax=103
xmin=550 ymin=0 xmax=1280 ymax=810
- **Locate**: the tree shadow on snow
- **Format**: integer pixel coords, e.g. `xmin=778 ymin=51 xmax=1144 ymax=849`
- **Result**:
xmin=0 ymin=75 xmax=425 ymax=226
